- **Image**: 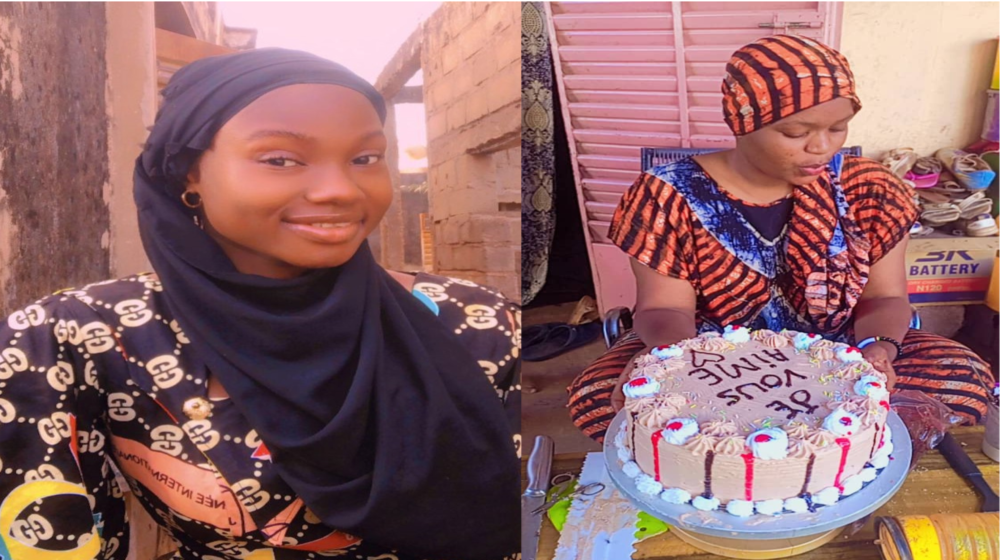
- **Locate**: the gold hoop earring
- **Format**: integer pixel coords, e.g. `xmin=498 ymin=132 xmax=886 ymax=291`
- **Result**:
xmin=181 ymin=191 xmax=202 ymax=209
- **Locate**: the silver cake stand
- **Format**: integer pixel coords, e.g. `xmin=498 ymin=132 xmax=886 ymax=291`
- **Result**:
xmin=603 ymin=410 xmax=912 ymax=543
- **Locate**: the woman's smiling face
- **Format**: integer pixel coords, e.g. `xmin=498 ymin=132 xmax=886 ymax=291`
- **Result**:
xmin=186 ymin=83 xmax=392 ymax=279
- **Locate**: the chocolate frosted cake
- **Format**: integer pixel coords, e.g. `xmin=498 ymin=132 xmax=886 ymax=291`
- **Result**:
xmin=613 ymin=326 xmax=895 ymax=517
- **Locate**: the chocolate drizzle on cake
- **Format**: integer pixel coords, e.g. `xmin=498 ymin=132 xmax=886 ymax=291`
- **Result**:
xmin=630 ymin=412 xmax=637 ymax=451
xmin=702 ymin=450 xmax=716 ymax=498
xmin=802 ymin=492 xmax=817 ymax=513
xmin=868 ymin=421 xmax=883 ymax=460
xmin=800 ymin=453 xmax=816 ymax=495
xmin=691 ymin=350 xmax=725 ymax=368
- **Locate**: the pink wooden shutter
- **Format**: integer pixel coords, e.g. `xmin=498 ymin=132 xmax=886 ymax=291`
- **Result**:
xmin=546 ymin=2 xmax=842 ymax=314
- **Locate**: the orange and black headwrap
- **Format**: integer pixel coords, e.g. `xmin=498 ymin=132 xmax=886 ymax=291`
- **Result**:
xmin=722 ymin=35 xmax=862 ymax=136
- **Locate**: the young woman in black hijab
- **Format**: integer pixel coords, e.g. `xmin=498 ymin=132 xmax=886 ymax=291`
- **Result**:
xmin=0 ymin=48 xmax=519 ymax=560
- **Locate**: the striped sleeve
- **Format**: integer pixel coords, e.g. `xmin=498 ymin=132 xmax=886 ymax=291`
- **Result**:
xmin=842 ymin=157 xmax=919 ymax=264
xmin=608 ymin=172 xmax=696 ymax=282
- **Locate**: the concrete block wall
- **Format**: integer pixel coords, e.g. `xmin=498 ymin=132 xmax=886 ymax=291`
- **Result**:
xmin=422 ymin=2 xmax=521 ymax=302
xmin=0 ymin=3 xmax=112 ymax=316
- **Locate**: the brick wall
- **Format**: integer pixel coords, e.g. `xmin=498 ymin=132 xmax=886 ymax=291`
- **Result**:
xmin=422 ymin=2 xmax=521 ymax=302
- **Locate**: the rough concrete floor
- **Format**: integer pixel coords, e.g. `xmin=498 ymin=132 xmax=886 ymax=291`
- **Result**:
xmin=523 ymin=302 xmax=604 ymax=455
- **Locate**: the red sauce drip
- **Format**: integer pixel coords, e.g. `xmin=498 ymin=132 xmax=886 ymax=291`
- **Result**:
xmin=834 ymin=437 xmax=851 ymax=491
xmin=651 ymin=430 xmax=664 ymax=482
xmin=741 ymin=449 xmax=755 ymax=501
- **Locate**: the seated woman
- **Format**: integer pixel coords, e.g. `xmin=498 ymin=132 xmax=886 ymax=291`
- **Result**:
xmin=0 ymin=49 xmax=518 ymax=559
xmin=569 ymin=35 xmax=992 ymax=443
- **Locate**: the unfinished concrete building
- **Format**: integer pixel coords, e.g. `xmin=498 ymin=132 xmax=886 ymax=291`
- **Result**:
xmin=0 ymin=2 xmax=254 ymax=318
xmin=1 ymin=4 xmax=252 ymax=559
xmin=375 ymin=2 xmax=521 ymax=302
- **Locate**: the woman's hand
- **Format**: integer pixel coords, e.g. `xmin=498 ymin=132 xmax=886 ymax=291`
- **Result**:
xmin=611 ymin=346 xmax=651 ymax=412
xmin=860 ymin=342 xmax=897 ymax=390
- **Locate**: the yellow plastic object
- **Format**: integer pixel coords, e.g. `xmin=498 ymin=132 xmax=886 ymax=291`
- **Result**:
xmin=987 ymin=252 xmax=999 ymax=312
xmin=993 ymin=38 xmax=999 ymax=90
xmin=876 ymin=513 xmax=1000 ymax=560
xmin=545 ymin=483 xmax=572 ymax=532
xmin=634 ymin=512 xmax=669 ymax=541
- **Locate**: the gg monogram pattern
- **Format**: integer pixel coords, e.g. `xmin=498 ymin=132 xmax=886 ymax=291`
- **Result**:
xmin=0 ymin=272 xmax=520 ymax=560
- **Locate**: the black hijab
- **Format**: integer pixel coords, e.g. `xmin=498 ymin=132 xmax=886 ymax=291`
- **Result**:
xmin=134 ymin=48 xmax=519 ymax=559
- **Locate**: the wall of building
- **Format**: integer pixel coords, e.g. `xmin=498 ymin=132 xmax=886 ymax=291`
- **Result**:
xmin=106 ymin=2 xmax=156 ymax=279
xmin=0 ymin=3 xmax=111 ymax=316
xmin=841 ymin=2 xmax=998 ymax=158
xmin=422 ymin=2 xmax=521 ymax=302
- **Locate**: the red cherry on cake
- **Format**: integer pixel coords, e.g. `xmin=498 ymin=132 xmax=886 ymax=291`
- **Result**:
xmin=847 ymin=347 xmax=860 ymax=354
xmin=753 ymin=434 xmax=772 ymax=443
xmin=839 ymin=417 xmax=853 ymax=426
xmin=628 ymin=378 xmax=648 ymax=387
xmin=654 ymin=345 xmax=668 ymax=351
xmin=870 ymin=382 xmax=881 ymax=388
xmin=666 ymin=421 xmax=684 ymax=431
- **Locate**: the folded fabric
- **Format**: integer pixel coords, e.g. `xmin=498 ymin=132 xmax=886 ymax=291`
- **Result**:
xmin=524 ymin=321 xmax=602 ymax=362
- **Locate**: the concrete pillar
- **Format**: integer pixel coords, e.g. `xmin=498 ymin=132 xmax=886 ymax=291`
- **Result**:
xmin=378 ymin=102 xmax=406 ymax=270
xmin=106 ymin=2 xmax=155 ymax=277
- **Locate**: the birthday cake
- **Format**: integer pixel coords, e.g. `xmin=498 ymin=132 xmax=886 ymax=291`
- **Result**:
xmin=613 ymin=326 xmax=895 ymax=517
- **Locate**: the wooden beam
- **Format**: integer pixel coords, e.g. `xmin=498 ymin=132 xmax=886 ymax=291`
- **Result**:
xmin=155 ymin=28 xmax=233 ymax=67
xmin=374 ymin=23 xmax=424 ymax=99
xmin=393 ymin=85 xmax=424 ymax=105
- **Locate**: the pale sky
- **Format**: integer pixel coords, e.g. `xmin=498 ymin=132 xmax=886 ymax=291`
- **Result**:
xmin=220 ymin=2 xmax=442 ymax=173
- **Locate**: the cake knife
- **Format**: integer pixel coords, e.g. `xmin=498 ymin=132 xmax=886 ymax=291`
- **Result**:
xmin=938 ymin=432 xmax=999 ymax=512
xmin=522 ymin=435 xmax=554 ymax=560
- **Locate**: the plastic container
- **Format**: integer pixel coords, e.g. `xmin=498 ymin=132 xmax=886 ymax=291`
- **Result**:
xmin=988 ymin=252 xmax=1000 ymax=313
xmin=992 ymin=39 xmax=999 ymax=90
xmin=983 ymin=90 xmax=999 ymax=142
xmin=985 ymin=398 xmax=999 ymax=462
xmin=875 ymin=513 xmax=1000 ymax=560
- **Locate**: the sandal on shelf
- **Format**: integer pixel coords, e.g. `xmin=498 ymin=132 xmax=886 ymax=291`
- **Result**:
xmin=882 ymin=148 xmax=918 ymax=178
xmin=917 ymin=189 xmax=951 ymax=205
xmin=936 ymin=148 xmax=997 ymax=190
xmin=912 ymin=156 xmax=943 ymax=175
xmin=966 ymin=213 xmax=999 ymax=237
xmin=920 ymin=203 xmax=961 ymax=227
xmin=904 ymin=156 xmax=943 ymax=188
xmin=931 ymin=180 xmax=968 ymax=196
xmin=957 ymin=191 xmax=994 ymax=219
xmin=910 ymin=221 xmax=935 ymax=237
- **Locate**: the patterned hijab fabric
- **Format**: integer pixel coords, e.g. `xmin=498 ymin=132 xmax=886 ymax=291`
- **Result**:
xmin=521 ymin=1 xmax=557 ymax=304
xmin=722 ymin=34 xmax=862 ymax=136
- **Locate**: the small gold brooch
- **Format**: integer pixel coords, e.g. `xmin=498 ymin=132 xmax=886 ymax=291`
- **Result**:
xmin=182 ymin=397 xmax=213 ymax=420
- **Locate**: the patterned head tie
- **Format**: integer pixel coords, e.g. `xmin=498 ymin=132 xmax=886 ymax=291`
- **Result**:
xmin=722 ymin=35 xmax=862 ymax=136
